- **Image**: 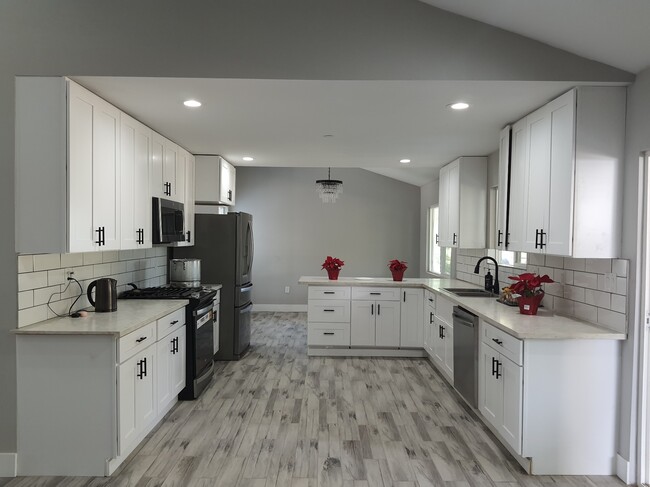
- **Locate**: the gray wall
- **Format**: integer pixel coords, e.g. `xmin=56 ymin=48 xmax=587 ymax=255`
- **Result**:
xmin=0 ymin=0 xmax=637 ymax=457
xmin=618 ymin=66 xmax=650 ymax=474
xmin=233 ymin=167 xmax=420 ymax=305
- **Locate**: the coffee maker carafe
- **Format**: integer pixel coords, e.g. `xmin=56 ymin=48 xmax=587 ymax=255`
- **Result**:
xmin=87 ymin=278 xmax=118 ymax=312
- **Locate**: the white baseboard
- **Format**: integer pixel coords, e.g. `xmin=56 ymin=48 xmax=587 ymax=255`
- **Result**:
xmin=616 ymin=453 xmax=632 ymax=484
xmin=0 ymin=453 xmax=17 ymax=477
xmin=253 ymin=304 xmax=307 ymax=312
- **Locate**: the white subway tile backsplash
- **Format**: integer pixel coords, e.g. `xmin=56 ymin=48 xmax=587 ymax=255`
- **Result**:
xmin=554 ymin=297 xmax=575 ymax=316
xmin=48 ymin=269 xmax=66 ymax=286
xmin=538 ymin=267 xmax=555 ymax=279
xmin=554 ymin=269 xmax=574 ymax=285
xmin=18 ymin=291 xmax=33 ymax=310
xmin=18 ymin=305 xmax=48 ymax=327
xmin=611 ymin=294 xmax=627 ymax=314
xmin=34 ymin=285 xmax=62 ymax=306
xmin=102 ymin=251 xmax=120 ymax=263
xmin=18 ymin=271 xmax=48 ymax=291
xmin=563 ymin=285 xmax=585 ymax=302
xmin=18 ymin=255 xmax=34 ymax=273
xmin=616 ymin=277 xmax=627 ymax=296
xmin=93 ymin=263 xmax=112 ymax=277
xmin=613 ymin=259 xmax=628 ymax=277
xmin=60 ymin=252 xmax=83 ymax=268
xmin=586 ymin=259 xmax=612 ymax=274
xmin=545 ymin=255 xmax=564 ymax=268
xmin=110 ymin=261 xmax=128 ymax=274
xmin=83 ymin=252 xmax=103 ymax=265
xmin=574 ymin=302 xmax=598 ymax=323
xmin=543 ymin=282 xmax=564 ymax=297
xmin=33 ymin=253 xmax=61 ymax=271
xmin=597 ymin=308 xmax=626 ymax=333
xmin=528 ymin=253 xmax=545 ymax=266
xmin=564 ymin=258 xmax=586 ymax=271
xmin=573 ymin=271 xmax=598 ymax=290
xmin=47 ymin=298 xmax=73 ymax=319
xmin=584 ymin=289 xmax=610 ymax=309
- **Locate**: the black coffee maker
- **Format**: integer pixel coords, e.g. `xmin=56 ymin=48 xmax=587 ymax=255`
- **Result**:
xmin=87 ymin=278 xmax=118 ymax=312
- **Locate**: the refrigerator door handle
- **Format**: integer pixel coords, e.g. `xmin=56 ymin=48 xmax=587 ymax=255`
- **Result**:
xmin=247 ymin=220 xmax=254 ymax=276
xmin=240 ymin=284 xmax=253 ymax=293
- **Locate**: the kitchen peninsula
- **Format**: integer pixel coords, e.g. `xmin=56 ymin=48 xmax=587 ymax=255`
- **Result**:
xmin=299 ymin=275 xmax=625 ymax=476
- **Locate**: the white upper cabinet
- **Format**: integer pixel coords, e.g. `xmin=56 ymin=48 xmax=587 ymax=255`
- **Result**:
xmin=195 ymin=155 xmax=236 ymax=206
xmin=120 ymin=114 xmax=152 ymax=249
xmin=150 ymin=133 xmax=185 ymax=203
xmin=507 ymin=87 xmax=625 ymax=257
xmin=438 ymin=156 xmax=487 ymax=249
xmin=496 ymin=126 xmax=510 ymax=250
xmin=174 ymin=147 xmax=195 ymax=246
xmin=16 ymin=77 xmax=122 ymax=254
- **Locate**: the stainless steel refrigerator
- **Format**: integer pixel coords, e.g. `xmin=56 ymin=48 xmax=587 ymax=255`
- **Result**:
xmin=173 ymin=212 xmax=253 ymax=360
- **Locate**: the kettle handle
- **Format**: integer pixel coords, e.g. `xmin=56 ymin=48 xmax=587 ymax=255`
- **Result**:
xmin=87 ymin=281 xmax=96 ymax=307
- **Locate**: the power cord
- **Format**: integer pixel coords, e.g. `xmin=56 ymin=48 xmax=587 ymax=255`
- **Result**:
xmin=47 ymin=274 xmax=84 ymax=318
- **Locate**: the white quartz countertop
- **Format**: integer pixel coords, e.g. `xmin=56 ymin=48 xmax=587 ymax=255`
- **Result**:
xmin=298 ymin=276 xmax=626 ymax=341
xmin=12 ymin=299 xmax=189 ymax=337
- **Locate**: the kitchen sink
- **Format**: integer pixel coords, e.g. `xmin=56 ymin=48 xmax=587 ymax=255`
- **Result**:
xmin=443 ymin=287 xmax=498 ymax=297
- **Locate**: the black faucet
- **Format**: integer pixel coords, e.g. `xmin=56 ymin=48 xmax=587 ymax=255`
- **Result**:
xmin=474 ymin=256 xmax=500 ymax=295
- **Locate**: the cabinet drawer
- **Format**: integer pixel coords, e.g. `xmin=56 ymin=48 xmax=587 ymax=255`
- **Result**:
xmin=156 ymin=307 xmax=186 ymax=339
xmin=308 ymin=323 xmax=350 ymax=347
xmin=351 ymin=287 xmax=400 ymax=301
xmin=119 ymin=322 xmax=157 ymax=363
xmin=482 ymin=321 xmax=523 ymax=366
xmin=434 ymin=294 xmax=454 ymax=324
xmin=308 ymin=300 xmax=350 ymax=323
xmin=425 ymin=290 xmax=436 ymax=308
xmin=308 ymin=286 xmax=351 ymax=300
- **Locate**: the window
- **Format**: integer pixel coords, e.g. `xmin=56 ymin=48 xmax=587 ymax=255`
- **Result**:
xmin=497 ymin=249 xmax=527 ymax=268
xmin=427 ymin=206 xmax=451 ymax=276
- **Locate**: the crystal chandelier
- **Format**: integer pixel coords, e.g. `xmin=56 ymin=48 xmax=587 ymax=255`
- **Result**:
xmin=316 ymin=167 xmax=343 ymax=203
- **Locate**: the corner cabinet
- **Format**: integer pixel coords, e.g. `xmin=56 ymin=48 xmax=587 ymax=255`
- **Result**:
xmin=400 ymin=288 xmax=423 ymax=347
xmin=438 ymin=156 xmax=487 ymax=248
xmin=506 ymin=87 xmax=626 ymax=257
xmin=195 ymin=155 xmax=236 ymax=206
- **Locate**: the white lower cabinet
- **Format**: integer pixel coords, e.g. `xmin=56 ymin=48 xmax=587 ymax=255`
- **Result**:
xmin=307 ymin=287 xmax=351 ymax=347
xmin=351 ymin=300 xmax=400 ymax=346
xmin=400 ymin=288 xmax=423 ymax=347
xmin=423 ymin=291 xmax=436 ymax=357
xmin=156 ymin=325 xmax=186 ymax=418
xmin=431 ymin=316 xmax=454 ymax=380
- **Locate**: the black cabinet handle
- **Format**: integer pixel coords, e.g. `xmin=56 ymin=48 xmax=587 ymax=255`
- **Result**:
xmin=323 ymin=309 xmax=335 ymax=312
xmin=435 ymin=234 xmax=439 ymax=244
xmin=377 ymin=304 xmax=381 ymax=315
xmin=370 ymin=292 xmax=381 ymax=295
xmin=95 ymin=227 xmax=102 ymax=246
xmin=136 ymin=336 xmax=147 ymax=343
xmin=428 ymin=297 xmax=434 ymax=302
xmin=495 ymin=360 xmax=502 ymax=379
xmin=171 ymin=337 xmax=176 ymax=354
xmin=491 ymin=357 xmax=497 ymax=377
xmin=170 ymin=320 xmax=179 ymax=325
xmin=137 ymin=359 xmax=144 ymax=379
xmin=429 ymin=312 xmax=433 ymax=324
xmin=323 ymin=332 xmax=335 ymax=336
xmin=535 ymin=229 xmax=541 ymax=249
xmin=403 ymin=292 xmax=406 ymax=302
xmin=142 ymin=357 xmax=147 ymax=377
xmin=492 ymin=338 xmax=503 ymax=346
xmin=497 ymin=230 xmax=503 ymax=247
xmin=540 ymin=229 xmax=547 ymax=249
xmin=440 ymin=325 xmax=445 ymax=339
xmin=323 ymin=291 xmax=335 ymax=295
xmin=228 ymin=189 xmax=232 ymax=201
xmin=186 ymin=230 xmax=191 ymax=242
xmin=453 ymin=233 xmax=457 ymax=245
xmin=371 ymin=304 xmax=374 ymax=315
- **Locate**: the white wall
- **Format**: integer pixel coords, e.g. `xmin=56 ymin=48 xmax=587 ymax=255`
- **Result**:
xmin=419 ymin=177 xmax=439 ymax=277
xmin=0 ymin=0 xmax=636 ymax=458
xmin=233 ymin=167 xmax=420 ymax=305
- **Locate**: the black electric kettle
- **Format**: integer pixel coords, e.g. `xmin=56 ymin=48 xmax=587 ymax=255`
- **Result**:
xmin=87 ymin=278 xmax=118 ymax=312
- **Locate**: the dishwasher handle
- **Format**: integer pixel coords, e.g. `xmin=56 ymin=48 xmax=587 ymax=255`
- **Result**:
xmin=452 ymin=306 xmax=478 ymax=328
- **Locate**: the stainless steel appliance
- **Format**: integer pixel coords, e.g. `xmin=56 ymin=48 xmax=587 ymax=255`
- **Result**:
xmin=87 ymin=278 xmax=118 ymax=312
xmin=453 ymin=306 xmax=479 ymax=408
xmin=152 ymin=197 xmax=185 ymax=244
xmin=172 ymin=212 xmax=253 ymax=360
xmin=121 ymin=285 xmax=218 ymax=399
xmin=169 ymin=258 xmax=201 ymax=287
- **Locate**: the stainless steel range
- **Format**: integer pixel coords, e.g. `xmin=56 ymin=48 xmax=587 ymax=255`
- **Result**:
xmin=121 ymin=285 xmax=217 ymax=399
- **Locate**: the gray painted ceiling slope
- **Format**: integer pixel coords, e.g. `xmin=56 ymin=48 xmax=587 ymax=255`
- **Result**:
xmin=8 ymin=0 xmax=634 ymax=186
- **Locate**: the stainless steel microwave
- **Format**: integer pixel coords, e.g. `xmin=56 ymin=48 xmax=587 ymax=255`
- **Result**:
xmin=152 ymin=197 xmax=185 ymax=244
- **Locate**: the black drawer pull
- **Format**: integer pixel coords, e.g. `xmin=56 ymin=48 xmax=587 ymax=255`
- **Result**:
xmin=136 ymin=336 xmax=147 ymax=343
xmin=323 ymin=309 xmax=335 ymax=312
xmin=492 ymin=338 xmax=503 ymax=346
xmin=370 ymin=292 xmax=381 ymax=295
xmin=170 ymin=320 xmax=179 ymax=325
xmin=323 ymin=332 xmax=335 ymax=336
xmin=323 ymin=291 xmax=335 ymax=294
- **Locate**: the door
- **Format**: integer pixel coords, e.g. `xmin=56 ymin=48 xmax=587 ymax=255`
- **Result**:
xmin=118 ymin=353 xmax=138 ymax=454
xmin=479 ymin=343 xmax=501 ymax=429
xmin=438 ymin=165 xmax=450 ymax=247
xmin=351 ymin=301 xmax=375 ymax=346
xmin=172 ymin=327 xmax=187 ymax=395
xmin=507 ymin=119 xmax=528 ymax=251
xmin=447 ymin=162 xmax=460 ymax=248
xmin=375 ymin=301 xmax=400 ymax=347
xmin=432 ymin=317 xmax=445 ymax=366
xmin=400 ymin=289 xmax=423 ymax=347
xmin=497 ymin=126 xmax=511 ymax=250
xmin=184 ymin=152 xmax=195 ymax=245
xmin=163 ymin=139 xmax=179 ymax=201
xmin=219 ymin=158 xmax=235 ymax=204
xmin=156 ymin=334 xmax=173 ymax=412
xmin=151 ymin=132 xmax=165 ymax=198
xmin=135 ymin=348 xmax=156 ymax=433
xmin=500 ymin=355 xmax=523 ymax=454
xmin=237 ymin=213 xmax=254 ymax=286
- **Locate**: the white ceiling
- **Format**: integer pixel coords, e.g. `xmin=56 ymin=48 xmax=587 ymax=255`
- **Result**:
xmin=420 ymin=0 xmax=650 ymax=74
xmin=76 ymin=77 xmax=589 ymax=186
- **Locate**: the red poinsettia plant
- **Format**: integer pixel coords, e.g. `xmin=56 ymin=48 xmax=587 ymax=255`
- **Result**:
xmin=508 ymin=272 xmax=553 ymax=297
xmin=322 ymin=256 xmax=345 ymax=271
xmin=388 ymin=259 xmax=408 ymax=272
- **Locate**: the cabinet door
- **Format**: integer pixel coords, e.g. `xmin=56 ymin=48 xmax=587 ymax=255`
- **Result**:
xmin=375 ymin=301 xmax=400 ymax=347
xmin=155 ymin=334 xmax=173 ymax=413
xmin=523 ymin=106 xmax=552 ymax=253
xmin=500 ymin=355 xmax=523 ymax=454
xmin=120 ymin=114 xmax=152 ymax=249
xmin=438 ymin=165 xmax=450 ymax=247
xmin=479 ymin=343 xmax=502 ymax=429
xmin=507 ymin=119 xmax=528 ymax=251
xmin=447 ymin=162 xmax=460 ymax=248
xmin=118 ymin=353 xmax=138 ymax=453
xmin=213 ymin=304 xmax=220 ymax=355
xmin=175 ymin=146 xmax=186 ymax=205
xmin=172 ymin=327 xmax=187 ymax=395
xmin=136 ymin=348 xmax=157 ymax=433
xmin=400 ymin=289 xmax=423 ymax=347
xmin=67 ymin=82 xmax=95 ymax=253
xmin=219 ymin=158 xmax=236 ymax=205
xmin=92 ymin=96 xmax=121 ymax=251
xmin=163 ymin=139 xmax=179 ymax=201
xmin=432 ymin=318 xmax=445 ymax=366
xmin=497 ymin=126 xmax=511 ymax=250
xmin=545 ymin=90 xmax=576 ymax=256
xmin=443 ymin=324 xmax=454 ymax=379
xmin=185 ymin=153 xmax=195 ymax=245
xmin=151 ymin=132 xmax=165 ymax=198
xmin=351 ymin=301 xmax=375 ymax=346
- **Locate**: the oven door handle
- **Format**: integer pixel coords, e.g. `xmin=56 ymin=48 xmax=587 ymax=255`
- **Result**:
xmin=194 ymin=304 xmax=213 ymax=317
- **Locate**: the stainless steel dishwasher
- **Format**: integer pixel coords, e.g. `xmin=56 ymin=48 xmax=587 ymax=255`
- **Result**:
xmin=453 ymin=306 xmax=479 ymax=408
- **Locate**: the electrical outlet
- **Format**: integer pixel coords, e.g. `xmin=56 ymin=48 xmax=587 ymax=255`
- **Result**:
xmin=284 ymin=286 xmax=290 ymax=294
xmin=67 ymin=271 xmax=75 ymax=279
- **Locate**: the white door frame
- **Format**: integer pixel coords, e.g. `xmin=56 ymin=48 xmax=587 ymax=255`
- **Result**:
xmin=638 ymin=151 xmax=650 ymax=486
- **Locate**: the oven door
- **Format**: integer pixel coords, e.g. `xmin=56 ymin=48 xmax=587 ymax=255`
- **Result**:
xmin=194 ymin=302 xmax=214 ymax=377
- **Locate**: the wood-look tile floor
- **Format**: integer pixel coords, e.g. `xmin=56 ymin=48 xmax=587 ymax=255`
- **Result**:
xmin=2 ymin=312 xmax=625 ymax=487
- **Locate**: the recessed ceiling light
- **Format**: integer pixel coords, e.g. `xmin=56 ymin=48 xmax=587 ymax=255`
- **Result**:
xmin=183 ymin=99 xmax=202 ymax=108
xmin=242 ymin=156 xmax=254 ymax=162
xmin=400 ymin=159 xmax=411 ymax=164
xmin=448 ymin=102 xmax=470 ymax=110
